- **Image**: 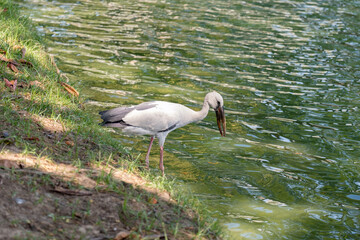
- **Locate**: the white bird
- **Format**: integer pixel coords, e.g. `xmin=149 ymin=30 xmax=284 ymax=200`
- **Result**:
xmin=99 ymin=91 xmax=226 ymax=175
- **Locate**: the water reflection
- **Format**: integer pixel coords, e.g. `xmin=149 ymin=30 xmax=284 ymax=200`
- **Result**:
xmin=18 ymin=0 xmax=360 ymax=238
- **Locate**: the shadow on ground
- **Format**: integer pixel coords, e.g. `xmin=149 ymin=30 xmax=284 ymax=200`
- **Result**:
xmin=0 ymin=92 xmax=216 ymax=239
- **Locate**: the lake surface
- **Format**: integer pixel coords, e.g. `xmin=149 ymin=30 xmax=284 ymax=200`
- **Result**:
xmin=19 ymin=0 xmax=360 ymax=238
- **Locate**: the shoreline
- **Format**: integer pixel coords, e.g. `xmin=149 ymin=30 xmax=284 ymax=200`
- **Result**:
xmin=0 ymin=1 xmax=223 ymax=239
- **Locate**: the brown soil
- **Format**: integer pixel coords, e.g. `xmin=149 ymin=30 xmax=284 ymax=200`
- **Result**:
xmin=0 ymin=147 xmax=205 ymax=240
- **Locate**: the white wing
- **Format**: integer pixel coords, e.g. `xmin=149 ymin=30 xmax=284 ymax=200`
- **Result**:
xmin=123 ymin=101 xmax=190 ymax=133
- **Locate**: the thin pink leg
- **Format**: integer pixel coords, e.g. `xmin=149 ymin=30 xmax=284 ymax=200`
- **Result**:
xmin=145 ymin=136 xmax=154 ymax=169
xmin=159 ymin=146 xmax=164 ymax=176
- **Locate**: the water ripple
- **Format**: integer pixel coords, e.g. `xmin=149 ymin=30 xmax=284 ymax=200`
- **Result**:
xmin=18 ymin=0 xmax=360 ymax=239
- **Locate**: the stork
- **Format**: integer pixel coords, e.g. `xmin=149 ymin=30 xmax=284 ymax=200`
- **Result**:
xmin=99 ymin=91 xmax=226 ymax=175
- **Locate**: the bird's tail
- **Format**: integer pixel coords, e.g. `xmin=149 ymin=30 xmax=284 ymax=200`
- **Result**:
xmin=99 ymin=110 xmax=109 ymax=126
xmin=99 ymin=110 xmax=108 ymax=116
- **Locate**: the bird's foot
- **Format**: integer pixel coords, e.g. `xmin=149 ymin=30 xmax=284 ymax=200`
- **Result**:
xmin=159 ymin=165 xmax=165 ymax=176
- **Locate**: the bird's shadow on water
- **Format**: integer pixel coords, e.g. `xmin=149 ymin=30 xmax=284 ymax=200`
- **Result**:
xmin=0 ymin=94 xmax=218 ymax=239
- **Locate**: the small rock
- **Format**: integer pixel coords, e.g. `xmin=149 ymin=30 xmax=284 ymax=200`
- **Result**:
xmin=79 ymin=225 xmax=100 ymax=236
xmin=46 ymin=133 xmax=54 ymax=139
xmin=1 ymin=130 xmax=10 ymax=138
xmin=14 ymin=198 xmax=25 ymax=205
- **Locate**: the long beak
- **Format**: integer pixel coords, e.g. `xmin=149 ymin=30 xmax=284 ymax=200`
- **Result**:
xmin=215 ymin=106 xmax=226 ymax=136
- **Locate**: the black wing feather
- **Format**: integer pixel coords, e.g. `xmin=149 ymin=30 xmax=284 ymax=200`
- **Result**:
xmin=99 ymin=102 xmax=157 ymax=127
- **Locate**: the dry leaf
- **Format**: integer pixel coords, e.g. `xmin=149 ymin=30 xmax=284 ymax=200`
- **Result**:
xmin=4 ymin=78 xmax=17 ymax=91
xmin=16 ymin=82 xmax=28 ymax=88
xmin=7 ymin=63 xmax=20 ymax=73
xmin=19 ymin=58 xmax=33 ymax=68
xmin=60 ymin=82 xmax=79 ymax=97
xmin=114 ymin=230 xmax=131 ymax=240
xmin=50 ymin=186 xmax=92 ymax=196
xmin=0 ymin=49 xmax=5 ymax=54
xmin=4 ymin=78 xmax=12 ymax=88
xmin=148 ymin=197 xmax=157 ymax=204
xmin=0 ymin=54 xmax=19 ymax=66
xmin=0 ymin=54 xmax=8 ymax=62
xmin=65 ymin=140 xmax=74 ymax=146
xmin=29 ymin=80 xmax=43 ymax=89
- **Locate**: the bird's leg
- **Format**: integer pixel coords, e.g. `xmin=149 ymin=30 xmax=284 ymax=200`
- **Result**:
xmin=145 ymin=136 xmax=154 ymax=169
xmin=159 ymin=146 xmax=164 ymax=176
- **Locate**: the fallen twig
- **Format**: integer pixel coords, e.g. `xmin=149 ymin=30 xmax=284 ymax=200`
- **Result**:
xmin=50 ymin=186 xmax=92 ymax=196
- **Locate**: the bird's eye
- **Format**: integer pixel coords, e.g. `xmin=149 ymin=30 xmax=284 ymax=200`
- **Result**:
xmin=217 ymin=101 xmax=221 ymax=108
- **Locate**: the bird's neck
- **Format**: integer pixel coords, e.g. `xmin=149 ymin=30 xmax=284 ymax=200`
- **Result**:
xmin=193 ymin=98 xmax=210 ymax=122
xmin=175 ymin=97 xmax=210 ymax=128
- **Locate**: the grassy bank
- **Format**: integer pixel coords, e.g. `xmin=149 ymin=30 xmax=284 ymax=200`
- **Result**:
xmin=0 ymin=1 xmax=223 ymax=239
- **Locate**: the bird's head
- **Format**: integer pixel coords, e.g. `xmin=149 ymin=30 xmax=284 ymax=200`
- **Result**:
xmin=206 ymin=91 xmax=226 ymax=136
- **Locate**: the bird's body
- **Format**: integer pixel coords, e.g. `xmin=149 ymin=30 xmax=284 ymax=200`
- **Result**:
xmin=99 ymin=91 xmax=226 ymax=175
xmin=100 ymin=101 xmax=210 ymax=144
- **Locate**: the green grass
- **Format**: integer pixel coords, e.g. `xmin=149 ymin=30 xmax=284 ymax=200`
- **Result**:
xmin=0 ymin=0 xmax=224 ymax=239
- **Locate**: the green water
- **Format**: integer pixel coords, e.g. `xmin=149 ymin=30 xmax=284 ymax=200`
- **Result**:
xmin=19 ymin=0 xmax=360 ymax=238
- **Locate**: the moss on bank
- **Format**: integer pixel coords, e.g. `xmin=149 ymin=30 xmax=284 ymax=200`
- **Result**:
xmin=0 ymin=0 xmax=223 ymax=239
